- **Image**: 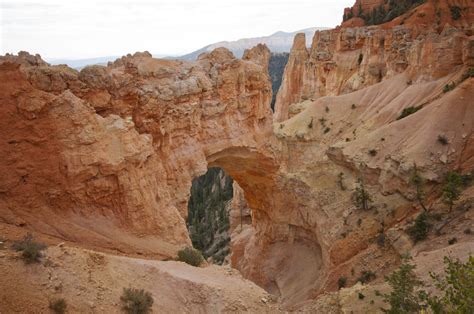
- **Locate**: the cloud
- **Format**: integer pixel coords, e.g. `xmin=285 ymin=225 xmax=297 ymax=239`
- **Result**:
xmin=0 ymin=0 xmax=354 ymax=59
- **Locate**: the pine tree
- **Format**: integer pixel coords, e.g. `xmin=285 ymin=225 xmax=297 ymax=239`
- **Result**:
xmin=353 ymin=178 xmax=372 ymax=210
xmin=383 ymin=256 xmax=427 ymax=313
xmin=410 ymin=164 xmax=427 ymax=211
xmin=442 ymin=172 xmax=462 ymax=211
xmin=427 ymin=256 xmax=474 ymax=313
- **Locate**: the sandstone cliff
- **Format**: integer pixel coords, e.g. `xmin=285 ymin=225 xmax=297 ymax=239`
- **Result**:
xmin=275 ymin=0 xmax=474 ymax=121
xmin=1 ymin=0 xmax=473 ymax=311
xmin=0 ymin=46 xmax=274 ymax=259
xmin=238 ymin=0 xmax=474 ymax=308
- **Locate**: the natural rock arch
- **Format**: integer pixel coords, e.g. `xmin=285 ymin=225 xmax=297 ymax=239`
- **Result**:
xmin=0 ymin=47 xmax=278 ymax=257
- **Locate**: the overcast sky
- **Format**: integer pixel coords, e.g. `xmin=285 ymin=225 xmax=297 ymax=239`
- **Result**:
xmin=0 ymin=0 xmax=353 ymax=59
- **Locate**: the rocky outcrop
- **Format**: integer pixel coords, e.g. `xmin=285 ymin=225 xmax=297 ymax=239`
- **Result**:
xmin=235 ymin=0 xmax=474 ymax=308
xmin=229 ymin=181 xmax=252 ymax=233
xmin=342 ymin=0 xmax=474 ymax=28
xmin=275 ymin=0 xmax=474 ymax=121
xmin=0 ymin=46 xmax=275 ymax=258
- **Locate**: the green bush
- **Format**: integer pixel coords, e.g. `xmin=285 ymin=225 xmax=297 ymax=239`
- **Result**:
xmin=410 ymin=165 xmax=427 ymax=211
xmin=427 ymin=256 xmax=474 ymax=313
xmin=337 ymin=172 xmax=346 ymax=191
xmin=377 ymin=232 xmax=386 ymax=248
xmin=443 ymin=82 xmax=456 ymax=93
xmin=407 ymin=212 xmax=431 ymax=242
xmin=49 ymin=298 xmax=67 ymax=314
xmin=358 ymin=270 xmax=376 ymax=284
xmin=120 ymin=288 xmax=154 ymax=314
xmin=12 ymin=233 xmax=46 ymax=264
xmin=177 ymin=247 xmax=204 ymax=267
xmin=442 ymin=172 xmax=462 ymax=211
xmin=382 ymin=255 xmax=473 ymax=313
xmin=450 ymin=6 xmax=462 ymax=20
xmin=461 ymin=173 xmax=472 ymax=187
xmin=437 ymin=135 xmax=449 ymax=145
xmin=397 ymin=105 xmax=422 ymax=120
xmin=448 ymin=238 xmax=457 ymax=245
xmin=353 ymin=180 xmax=372 ymax=210
xmin=338 ymin=276 xmax=347 ymax=289
xmin=343 ymin=7 xmax=354 ymax=21
xmin=462 ymin=68 xmax=474 ymax=81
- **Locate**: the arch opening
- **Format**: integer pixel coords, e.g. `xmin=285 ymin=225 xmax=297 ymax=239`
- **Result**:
xmin=187 ymin=167 xmax=252 ymax=265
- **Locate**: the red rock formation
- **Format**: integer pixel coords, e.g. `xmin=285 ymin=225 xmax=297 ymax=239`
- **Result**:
xmin=1 ymin=1 xmax=473 ymax=310
xmin=229 ymin=182 xmax=252 ymax=233
xmin=236 ymin=0 xmax=474 ymax=308
xmin=342 ymin=0 xmax=474 ymax=28
xmin=0 ymin=46 xmax=275 ymax=258
xmin=275 ymin=0 xmax=474 ymax=121
xmin=344 ymin=0 xmax=385 ymax=18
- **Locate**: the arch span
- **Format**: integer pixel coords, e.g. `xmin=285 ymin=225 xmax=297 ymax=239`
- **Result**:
xmin=207 ymin=147 xmax=278 ymax=215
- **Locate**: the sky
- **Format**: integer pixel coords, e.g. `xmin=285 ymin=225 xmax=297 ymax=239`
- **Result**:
xmin=0 ymin=0 xmax=354 ymax=60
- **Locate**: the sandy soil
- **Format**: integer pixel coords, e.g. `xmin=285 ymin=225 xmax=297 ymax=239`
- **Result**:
xmin=0 ymin=224 xmax=281 ymax=313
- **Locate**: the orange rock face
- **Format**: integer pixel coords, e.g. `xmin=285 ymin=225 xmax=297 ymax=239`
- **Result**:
xmin=343 ymin=0 xmax=385 ymax=20
xmin=0 ymin=46 xmax=275 ymax=258
xmin=342 ymin=0 xmax=474 ymax=29
xmin=238 ymin=0 xmax=474 ymax=308
xmin=275 ymin=1 xmax=474 ymax=121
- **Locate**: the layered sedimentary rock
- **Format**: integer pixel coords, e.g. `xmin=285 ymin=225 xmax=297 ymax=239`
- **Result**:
xmin=0 ymin=46 xmax=275 ymax=258
xmin=235 ymin=0 xmax=474 ymax=308
xmin=229 ymin=181 xmax=252 ymax=233
xmin=275 ymin=0 xmax=474 ymax=121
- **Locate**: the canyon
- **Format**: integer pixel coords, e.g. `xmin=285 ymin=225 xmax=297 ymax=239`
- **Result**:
xmin=1 ymin=0 xmax=473 ymax=312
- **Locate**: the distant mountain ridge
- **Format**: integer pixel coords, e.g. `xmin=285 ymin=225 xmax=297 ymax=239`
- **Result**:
xmin=46 ymin=56 xmax=120 ymax=69
xmin=175 ymin=27 xmax=328 ymax=61
xmin=45 ymin=27 xmax=328 ymax=68
xmin=46 ymin=54 xmax=170 ymax=69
